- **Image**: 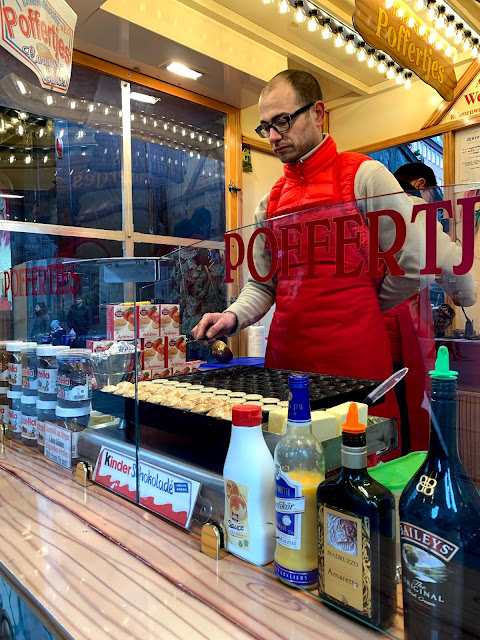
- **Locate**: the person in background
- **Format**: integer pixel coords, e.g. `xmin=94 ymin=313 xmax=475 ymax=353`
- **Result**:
xmin=383 ymin=161 xmax=476 ymax=452
xmin=67 ymin=294 xmax=93 ymax=348
xmin=50 ymin=320 xmax=66 ymax=346
xmin=193 ymin=69 xmax=438 ymax=449
xmin=31 ymin=302 xmax=51 ymax=342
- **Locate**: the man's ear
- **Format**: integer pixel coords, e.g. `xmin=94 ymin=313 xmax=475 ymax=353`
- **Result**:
xmin=313 ymin=100 xmax=325 ymax=128
xmin=413 ymin=178 xmax=426 ymax=190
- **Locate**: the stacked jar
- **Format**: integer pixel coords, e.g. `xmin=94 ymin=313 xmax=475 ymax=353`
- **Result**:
xmin=6 ymin=342 xmax=29 ymax=441
xmin=0 ymin=342 xmax=8 ymax=432
xmin=36 ymin=345 xmax=69 ymax=453
xmin=21 ymin=342 xmax=38 ymax=447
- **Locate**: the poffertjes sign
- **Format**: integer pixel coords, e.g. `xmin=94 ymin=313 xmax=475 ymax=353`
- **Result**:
xmin=353 ymin=0 xmax=457 ymax=101
xmin=0 ymin=0 xmax=77 ymax=93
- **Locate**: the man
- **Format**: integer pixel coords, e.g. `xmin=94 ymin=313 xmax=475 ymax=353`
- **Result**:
xmin=393 ymin=162 xmax=439 ymax=203
xmin=192 ymin=70 xmax=434 ymax=417
xmin=67 ymin=294 xmax=93 ymax=348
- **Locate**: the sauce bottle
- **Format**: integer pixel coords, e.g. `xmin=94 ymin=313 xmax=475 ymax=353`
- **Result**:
xmin=223 ymin=404 xmax=275 ymax=565
xmin=274 ymin=374 xmax=324 ymax=589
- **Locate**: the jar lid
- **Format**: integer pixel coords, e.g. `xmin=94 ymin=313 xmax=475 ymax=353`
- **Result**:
xmin=232 ymin=404 xmax=262 ymax=427
xmin=57 ymin=349 xmax=91 ymax=360
xmin=36 ymin=345 xmax=70 ymax=356
xmin=6 ymin=341 xmax=29 ymax=352
xmin=7 ymin=390 xmax=22 ymax=399
xmin=37 ymin=399 xmax=57 ymax=410
xmin=21 ymin=395 xmax=37 ymax=405
xmin=55 ymin=404 xmax=91 ymax=418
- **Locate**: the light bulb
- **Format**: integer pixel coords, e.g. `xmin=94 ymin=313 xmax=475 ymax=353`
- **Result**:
xmin=9 ymin=155 xmax=15 ymax=164
xmin=293 ymin=2 xmax=305 ymax=23
xmin=163 ymin=123 xmax=168 ymax=130
xmin=198 ymin=134 xmax=203 ymax=142
xmin=367 ymin=51 xmax=377 ymax=68
xmin=69 ymin=100 xmax=76 ymax=109
xmin=385 ymin=0 xmax=393 ymax=8
xmin=39 ymin=128 xmax=44 ymax=138
xmin=463 ymin=31 xmax=472 ymax=51
xmin=307 ymin=12 xmax=318 ymax=31
xmin=172 ymin=125 xmax=177 ymax=133
xmin=77 ymin=130 xmax=84 ymax=139
xmin=278 ymin=0 xmax=289 ymax=14
xmin=88 ymin=103 xmax=95 ymax=112
xmin=454 ymin=24 xmax=464 ymax=44
xmin=181 ymin=128 xmax=186 ymax=136
xmin=321 ymin=20 xmax=332 ymax=39
xmin=59 ymin=128 xmax=64 ymax=137
xmin=419 ymin=24 xmax=427 ymax=35
xmin=445 ymin=45 xmax=452 ymax=57
xmin=453 ymin=49 xmax=458 ymax=62
xmin=386 ymin=62 xmax=396 ymax=79
xmin=472 ymin=44 xmax=480 ymax=59
xmin=334 ymin=28 xmax=344 ymax=48
xmin=18 ymin=124 xmax=24 ymax=136
xmin=43 ymin=155 xmax=48 ymax=163
xmin=397 ymin=7 xmax=405 ymax=18
xmin=445 ymin=18 xmax=456 ymax=38
xmin=45 ymin=95 xmax=53 ymax=106
xmin=427 ymin=2 xmax=437 ymax=21
xmin=415 ymin=0 xmax=426 ymax=10
xmin=262 ymin=0 xmax=274 ymax=4
xmin=428 ymin=31 xmax=436 ymax=44
xmin=25 ymin=155 xmax=32 ymax=164
xmin=435 ymin=13 xmax=447 ymax=30
xmin=377 ymin=56 xmax=387 ymax=73
xmin=405 ymin=73 xmax=412 ymax=89
xmin=190 ymin=131 xmax=195 ymax=138
xmin=435 ymin=40 xmax=443 ymax=50
xmin=104 ymin=107 xmax=109 ymax=115
xmin=357 ymin=44 xmax=367 ymax=62
xmin=396 ymin=71 xmax=405 ymax=84
xmin=208 ymin=137 xmax=212 ymax=144
xmin=153 ymin=120 xmax=158 ymax=127
xmin=408 ymin=16 xmax=415 ymax=28
xmin=345 ymin=36 xmax=355 ymax=54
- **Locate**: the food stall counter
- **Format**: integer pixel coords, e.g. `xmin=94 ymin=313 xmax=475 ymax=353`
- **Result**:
xmin=0 ymin=438 xmax=404 ymax=640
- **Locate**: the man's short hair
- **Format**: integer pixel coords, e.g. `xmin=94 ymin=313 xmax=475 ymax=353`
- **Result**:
xmin=394 ymin=162 xmax=437 ymax=187
xmin=261 ymin=70 xmax=323 ymax=104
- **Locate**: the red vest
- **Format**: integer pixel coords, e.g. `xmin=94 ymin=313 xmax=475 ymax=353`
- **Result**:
xmin=264 ymin=137 xmax=398 ymax=425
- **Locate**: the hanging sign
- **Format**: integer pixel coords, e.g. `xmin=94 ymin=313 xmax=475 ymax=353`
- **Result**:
xmin=93 ymin=446 xmax=202 ymax=529
xmin=353 ymin=0 xmax=457 ymax=101
xmin=441 ymin=69 xmax=480 ymax=123
xmin=0 ymin=0 xmax=77 ymax=93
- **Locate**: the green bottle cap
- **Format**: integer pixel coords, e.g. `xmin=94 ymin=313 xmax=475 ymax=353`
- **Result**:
xmin=429 ymin=345 xmax=458 ymax=380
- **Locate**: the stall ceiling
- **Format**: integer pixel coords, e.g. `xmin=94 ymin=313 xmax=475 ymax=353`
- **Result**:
xmin=67 ymin=0 xmax=480 ymax=111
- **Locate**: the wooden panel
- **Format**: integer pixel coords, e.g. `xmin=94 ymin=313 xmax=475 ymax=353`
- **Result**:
xmin=458 ymin=390 xmax=480 ymax=487
xmin=242 ymin=135 xmax=274 ymax=156
xmin=0 ymin=440 xmax=404 ymax=640
xmin=422 ymin=61 xmax=480 ymax=129
xmin=443 ymin=131 xmax=455 ymax=187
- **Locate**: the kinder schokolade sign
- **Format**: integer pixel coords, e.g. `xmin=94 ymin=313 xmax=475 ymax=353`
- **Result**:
xmin=353 ymin=0 xmax=457 ymax=101
xmin=0 ymin=0 xmax=77 ymax=93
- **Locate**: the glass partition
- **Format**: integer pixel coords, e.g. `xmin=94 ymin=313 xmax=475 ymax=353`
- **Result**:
xmin=1 ymin=183 xmax=479 ymax=639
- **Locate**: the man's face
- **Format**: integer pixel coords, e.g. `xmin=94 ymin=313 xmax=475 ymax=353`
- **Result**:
xmin=75 ymin=297 xmax=83 ymax=306
xmin=258 ymin=81 xmax=324 ymax=164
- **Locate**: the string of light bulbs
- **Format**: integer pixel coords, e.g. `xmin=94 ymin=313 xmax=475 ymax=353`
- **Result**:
xmin=260 ymin=0 xmax=480 ymax=89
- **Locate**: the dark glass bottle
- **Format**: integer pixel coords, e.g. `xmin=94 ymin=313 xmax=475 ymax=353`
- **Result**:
xmin=317 ymin=403 xmax=396 ymax=628
xmin=399 ymin=346 xmax=480 ymax=640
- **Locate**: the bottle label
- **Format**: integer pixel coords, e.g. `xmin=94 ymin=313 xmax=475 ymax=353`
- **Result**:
xmin=319 ymin=505 xmax=371 ymax=617
xmin=8 ymin=362 xmax=21 ymax=386
xmin=57 ymin=375 xmax=91 ymax=401
xmin=9 ymin=409 xmax=22 ymax=433
xmin=400 ymin=521 xmax=459 ymax=610
xmin=224 ymin=479 xmax=249 ymax=553
xmin=22 ymin=367 xmax=38 ymax=391
xmin=21 ymin=414 xmax=37 ymax=439
xmin=275 ymin=466 xmax=305 ymax=550
xmin=274 ymin=562 xmax=318 ymax=586
xmin=0 ymin=404 xmax=7 ymax=425
xmin=37 ymin=419 xmax=45 ymax=446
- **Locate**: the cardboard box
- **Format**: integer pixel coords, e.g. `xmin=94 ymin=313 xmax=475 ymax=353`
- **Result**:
xmin=159 ymin=304 xmax=180 ymax=336
xmin=142 ymin=338 xmax=166 ymax=371
xmin=187 ymin=360 xmax=205 ymax=372
xmin=136 ymin=304 xmax=160 ymax=339
xmin=86 ymin=340 xmax=116 ymax=352
xmin=165 ymin=335 xmax=186 ymax=367
xmin=106 ymin=304 xmax=135 ymax=341
xmin=172 ymin=360 xmax=205 ymax=375
xmin=137 ymin=370 xmax=152 ymax=381
xmin=151 ymin=368 xmax=172 ymax=379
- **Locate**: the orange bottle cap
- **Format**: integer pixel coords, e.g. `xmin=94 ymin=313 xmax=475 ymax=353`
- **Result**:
xmin=341 ymin=403 xmax=367 ymax=434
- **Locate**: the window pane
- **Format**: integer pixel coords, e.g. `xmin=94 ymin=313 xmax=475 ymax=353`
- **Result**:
xmin=129 ymin=84 xmax=226 ymax=240
xmin=0 ymin=48 xmax=123 ymax=230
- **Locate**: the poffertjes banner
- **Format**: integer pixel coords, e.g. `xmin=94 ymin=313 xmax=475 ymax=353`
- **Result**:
xmin=353 ymin=0 xmax=457 ymax=101
xmin=0 ymin=0 xmax=77 ymax=93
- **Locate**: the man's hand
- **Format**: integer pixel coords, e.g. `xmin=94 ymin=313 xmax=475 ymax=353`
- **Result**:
xmin=191 ymin=312 xmax=237 ymax=345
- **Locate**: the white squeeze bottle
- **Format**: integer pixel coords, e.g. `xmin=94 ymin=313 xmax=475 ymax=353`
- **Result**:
xmin=223 ymin=404 xmax=276 ymax=565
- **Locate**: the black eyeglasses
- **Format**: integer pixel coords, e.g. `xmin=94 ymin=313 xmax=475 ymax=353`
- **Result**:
xmin=255 ymin=102 xmax=314 ymax=139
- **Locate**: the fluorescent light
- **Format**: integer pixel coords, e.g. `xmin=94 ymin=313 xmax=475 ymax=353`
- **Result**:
xmin=130 ymin=91 xmax=160 ymax=104
xmin=166 ymin=62 xmax=202 ymax=80
xmin=0 ymin=194 xmax=24 ymax=199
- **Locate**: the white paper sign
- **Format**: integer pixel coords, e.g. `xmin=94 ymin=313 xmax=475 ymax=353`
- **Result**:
xmin=44 ymin=421 xmax=78 ymax=469
xmin=93 ymin=446 xmax=201 ymax=529
xmin=0 ymin=0 xmax=77 ymax=93
xmin=455 ymin=125 xmax=480 ymax=186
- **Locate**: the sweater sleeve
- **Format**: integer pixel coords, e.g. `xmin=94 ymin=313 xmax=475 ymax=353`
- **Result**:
xmin=354 ymin=161 xmax=434 ymax=312
xmin=224 ymin=193 xmax=277 ymax=333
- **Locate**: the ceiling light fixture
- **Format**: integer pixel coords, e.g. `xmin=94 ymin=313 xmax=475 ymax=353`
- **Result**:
xmin=165 ymin=62 xmax=202 ymax=80
xmin=130 ymin=91 xmax=160 ymax=104
xmin=293 ymin=1 xmax=306 ymax=23
xmin=307 ymin=9 xmax=319 ymax=31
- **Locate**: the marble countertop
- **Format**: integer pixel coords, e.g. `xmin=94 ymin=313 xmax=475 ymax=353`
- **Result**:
xmin=0 ymin=439 xmax=404 ymax=640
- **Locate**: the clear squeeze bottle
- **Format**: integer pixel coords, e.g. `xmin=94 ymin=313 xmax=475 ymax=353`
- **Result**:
xmin=223 ymin=405 xmax=275 ymax=565
xmin=399 ymin=346 xmax=480 ymax=640
xmin=274 ymin=374 xmax=324 ymax=589
xmin=317 ymin=403 xmax=397 ymax=628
